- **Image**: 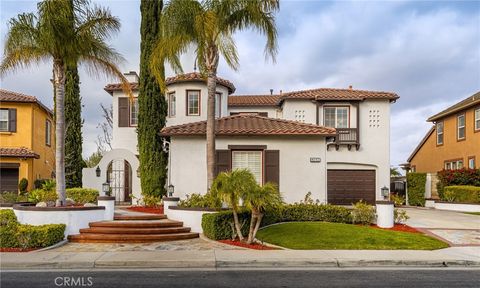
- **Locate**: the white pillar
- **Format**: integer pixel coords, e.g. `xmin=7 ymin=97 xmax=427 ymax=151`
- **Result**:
xmin=163 ymin=197 xmax=179 ymax=218
xmin=425 ymin=173 xmax=432 ymax=199
xmin=376 ymin=201 xmax=394 ymax=228
xmin=98 ymin=196 xmax=115 ymax=221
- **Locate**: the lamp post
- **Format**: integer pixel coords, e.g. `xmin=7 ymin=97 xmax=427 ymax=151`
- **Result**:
xmin=96 ymin=166 xmax=101 ymax=177
xmin=102 ymin=182 xmax=110 ymax=197
xmin=381 ymin=186 xmax=390 ymax=200
xmin=167 ymin=184 xmax=174 ymax=197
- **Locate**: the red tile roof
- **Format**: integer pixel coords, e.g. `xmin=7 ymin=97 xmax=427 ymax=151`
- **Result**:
xmin=281 ymin=88 xmax=399 ymax=101
xmin=0 ymin=147 xmax=40 ymax=159
xmin=161 ymin=114 xmax=336 ymax=136
xmin=228 ymin=95 xmax=281 ymax=107
xmin=0 ymin=89 xmax=53 ymax=116
xmin=104 ymin=72 xmax=236 ymax=94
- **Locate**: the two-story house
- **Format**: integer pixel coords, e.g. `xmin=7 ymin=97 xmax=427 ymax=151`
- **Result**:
xmin=83 ymin=72 xmax=398 ymax=205
xmin=407 ymin=92 xmax=480 ymax=173
xmin=0 ymin=89 xmax=55 ymax=192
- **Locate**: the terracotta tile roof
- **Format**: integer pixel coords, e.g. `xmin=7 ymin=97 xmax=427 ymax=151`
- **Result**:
xmin=104 ymin=72 xmax=235 ymax=94
xmin=0 ymin=147 xmax=40 ymax=159
xmin=228 ymin=95 xmax=281 ymax=107
xmin=281 ymin=88 xmax=399 ymax=102
xmin=161 ymin=114 xmax=336 ymax=136
xmin=427 ymin=91 xmax=480 ymax=122
xmin=0 ymin=89 xmax=53 ymax=116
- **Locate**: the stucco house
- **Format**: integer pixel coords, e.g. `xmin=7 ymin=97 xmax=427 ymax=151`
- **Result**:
xmin=83 ymin=71 xmax=399 ymax=205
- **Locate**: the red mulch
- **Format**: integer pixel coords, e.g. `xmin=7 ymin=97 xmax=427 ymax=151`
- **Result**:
xmin=218 ymin=240 xmax=279 ymax=250
xmin=0 ymin=247 xmax=38 ymax=252
xmin=126 ymin=206 xmax=164 ymax=214
xmin=371 ymin=224 xmax=420 ymax=233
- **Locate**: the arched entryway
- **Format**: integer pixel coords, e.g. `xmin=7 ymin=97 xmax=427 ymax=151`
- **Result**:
xmin=106 ymin=159 xmax=132 ymax=203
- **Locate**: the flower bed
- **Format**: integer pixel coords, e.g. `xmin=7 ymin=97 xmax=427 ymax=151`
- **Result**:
xmin=126 ymin=206 xmax=164 ymax=214
xmin=0 ymin=247 xmax=38 ymax=252
xmin=218 ymin=240 xmax=278 ymax=250
xmin=371 ymin=224 xmax=420 ymax=234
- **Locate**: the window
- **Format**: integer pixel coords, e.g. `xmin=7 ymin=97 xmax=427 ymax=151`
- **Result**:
xmin=129 ymin=98 xmax=138 ymax=126
xmin=45 ymin=120 xmax=51 ymax=146
xmin=445 ymin=162 xmax=451 ymax=170
xmin=168 ymin=92 xmax=176 ymax=117
xmin=187 ymin=90 xmax=200 ymax=116
xmin=468 ymin=157 xmax=476 ymax=169
xmin=475 ymin=108 xmax=480 ymax=131
xmin=457 ymin=114 xmax=465 ymax=140
xmin=232 ymin=151 xmax=263 ymax=184
xmin=215 ymin=92 xmax=222 ymax=118
xmin=324 ymin=107 xmax=349 ymax=128
xmin=0 ymin=109 xmax=8 ymax=131
xmin=436 ymin=122 xmax=444 ymax=145
xmin=445 ymin=160 xmax=463 ymax=170
xmin=457 ymin=160 xmax=463 ymax=169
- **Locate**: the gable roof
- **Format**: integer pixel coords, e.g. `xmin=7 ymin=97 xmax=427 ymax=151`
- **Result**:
xmin=281 ymin=87 xmax=399 ymax=102
xmin=407 ymin=126 xmax=435 ymax=163
xmin=228 ymin=95 xmax=281 ymax=107
xmin=160 ymin=114 xmax=336 ymax=136
xmin=104 ymin=72 xmax=236 ymax=95
xmin=0 ymin=89 xmax=53 ymax=116
xmin=0 ymin=147 xmax=40 ymax=159
xmin=427 ymin=91 xmax=480 ymax=122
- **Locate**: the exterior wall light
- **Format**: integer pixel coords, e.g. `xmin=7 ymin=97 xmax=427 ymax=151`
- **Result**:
xmin=102 ymin=182 xmax=110 ymax=196
xmin=96 ymin=166 xmax=101 ymax=177
xmin=381 ymin=186 xmax=390 ymax=200
xmin=167 ymin=184 xmax=174 ymax=197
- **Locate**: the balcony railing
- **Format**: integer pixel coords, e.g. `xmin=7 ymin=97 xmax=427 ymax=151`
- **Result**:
xmin=335 ymin=128 xmax=359 ymax=150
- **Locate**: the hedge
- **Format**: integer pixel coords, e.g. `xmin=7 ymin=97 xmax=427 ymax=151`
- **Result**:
xmin=443 ymin=186 xmax=480 ymax=204
xmin=437 ymin=169 xmax=480 ymax=199
xmin=407 ymin=172 xmax=426 ymax=206
xmin=202 ymin=204 xmax=353 ymax=240
xmin=66 ymin=188 xmax=99 ymax=204
xmin=0 ymin=210 xmax=65 ymax=248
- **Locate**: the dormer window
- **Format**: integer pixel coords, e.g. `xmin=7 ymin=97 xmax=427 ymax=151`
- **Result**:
xmin=324 ymin=106 xmax=349 ymax=128
xmin=187 ymin=90 xmax=200 ymax=116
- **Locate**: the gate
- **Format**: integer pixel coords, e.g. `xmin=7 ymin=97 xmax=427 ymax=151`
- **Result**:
xmin=107 ymin=159 xmax=132 ymax=203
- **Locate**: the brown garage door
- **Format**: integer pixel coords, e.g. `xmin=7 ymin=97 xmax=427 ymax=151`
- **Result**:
xmin=0 ymin=168 xmax=19 ymax=193
xmin=327 ymin=170 xmax=375 ymax=205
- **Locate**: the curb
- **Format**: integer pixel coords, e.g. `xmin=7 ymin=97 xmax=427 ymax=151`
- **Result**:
xmin=33 ymin=239 xmax=69 ymax=253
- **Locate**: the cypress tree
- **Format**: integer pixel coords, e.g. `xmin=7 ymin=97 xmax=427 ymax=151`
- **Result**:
xmin=138 ymin=0 xmax=168 ymax=197
xmin=64 ymin=64 xmax=84 ymax=188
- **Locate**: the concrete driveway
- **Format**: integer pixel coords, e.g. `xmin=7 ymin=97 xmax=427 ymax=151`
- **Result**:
xmin=403 ymin=207 xmax=480 ymax=246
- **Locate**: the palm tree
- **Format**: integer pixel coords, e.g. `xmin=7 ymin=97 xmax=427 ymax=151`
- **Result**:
xmin=210 ymin=169 xmax=258 ymax=241
xmin=151 ymin=0 xmax=279 ymax=188
xmin=243 ymin=182 xmax=282 ymax=244
xmin=1 ymin=0 xmax=131 ymax=206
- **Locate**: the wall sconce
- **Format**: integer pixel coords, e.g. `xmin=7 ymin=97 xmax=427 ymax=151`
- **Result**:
xmin=381 ymin=186 xmax=390 ymax=200
xmin=102 ymin=182 xmax=110 ymax=196
xmin=167 ymin=184 xmax=174 ymax=197
xmin=96 ymin=166 xmax=101 ymax=177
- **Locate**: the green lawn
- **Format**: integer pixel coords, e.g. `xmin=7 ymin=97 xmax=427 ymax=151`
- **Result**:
xmin=464 ymin=212 xmax=480 ymax=216
xmin=256 ymin=222 xmax=449 ymax=250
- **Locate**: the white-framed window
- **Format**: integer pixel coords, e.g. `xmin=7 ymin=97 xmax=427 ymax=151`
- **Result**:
xmin=475 ymin=108 xmax=480 ymax=131
xmin=232 ymin=151 xmax=263 ymax=184
xmin=324 ymin=106 xmax=349 ymax=128
xmin=457 ymin=114 xmax=465 ymax=140
xmin=468 ymin=157 xmax=476 ymax=169
xmin=168 ymin=92 xmax=176 ymax=117
xmin=445 ymin=160 xmax=463 ymax=170
xmin=187 ymin=90 xmax=200 ymax=116
xmin=0 ymin=109 xmax=8 ymax=131
xmin=215 ymin=92 xmax=222 ymax=118
xmin=445 ymin=162 xmax=451 ymax=170
xmin=294 ymin=110 xmax=306 ymax=122
xmin=45 ymin=119 xmax=51 ymax=146
xmin=436 ymin=122 xmax=444 ymax=145
xmin=130 ymin=98 xmax=138 ymax=126
xmin=457 ymin=160 xmax=463 ymax=169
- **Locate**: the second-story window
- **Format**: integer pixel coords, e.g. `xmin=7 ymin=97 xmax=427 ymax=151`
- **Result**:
xmin=457 ymin=114 xmax=465 ymax=140
xmin=436 ymin=122 xmax=444 ymax=145
xmin=168 ymin=92 xmax=176 ymax=117
xmin=45 ymin=119 xmax=52 ymax=146
xmin=187 ymin=90 xmax=200 ymax=116
xmin=475 ymin=108 xmax=480 ymax=131
xmin=0 ymin=109 xmax=9 ymax=131
xmin=324 ymin=107 xmax=349 ymax=128
xmin=130 ymin=98 xmax=138 ymax=126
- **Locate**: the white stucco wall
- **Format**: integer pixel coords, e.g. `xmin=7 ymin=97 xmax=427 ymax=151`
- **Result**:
xmin=111 ymin=90 xmax=139 ymax=152
xmin=281 ymin=100 xmax=317 ymax=124
xmin=169 ymin=136 xmax=327 ymax=204
xmin=227 ymin=106 xmax=280 ymax=118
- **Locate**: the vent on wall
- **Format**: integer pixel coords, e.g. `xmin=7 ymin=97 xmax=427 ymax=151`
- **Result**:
xmin=368 ymin=109 xmax=380 ymax=128
xmin=294 ymin=110 xmax=306 ymax=123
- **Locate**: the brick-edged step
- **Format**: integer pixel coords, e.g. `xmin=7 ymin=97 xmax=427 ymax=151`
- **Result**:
xmin=68 ymin=232 xmax=199 ymax=243
xmin=114 ymin=214 xmax=166 ymax=221
xmin=79 ymin=226 xmax=191 ymax=234
xmin=89 ymin=220 xmax=183 ymax=229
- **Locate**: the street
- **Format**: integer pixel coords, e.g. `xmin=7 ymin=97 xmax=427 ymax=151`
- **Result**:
xmin=1 ymin=269 xmax=479 ymax=288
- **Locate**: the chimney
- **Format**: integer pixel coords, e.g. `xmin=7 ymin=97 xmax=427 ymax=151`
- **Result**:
xmin=280 ymin=90 xmax=283 ymax=95
xmin=124 ymin=71 xmax=139 ymax=83
xmin=349 ymin=85 xmax=353 ymax=90
xmin=270 ymin=89 xmax=273 ymax=95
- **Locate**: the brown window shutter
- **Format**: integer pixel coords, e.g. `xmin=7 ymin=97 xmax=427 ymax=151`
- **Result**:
xmin=8 ymin=108 xmax=16 ymax=132
xmin=118 ymin=98 xmax=129 ymax=127
xmin=215 ymin=150 xmax=231 ymax=177
xmin=265 ymin=150 xmax=279 ymax=186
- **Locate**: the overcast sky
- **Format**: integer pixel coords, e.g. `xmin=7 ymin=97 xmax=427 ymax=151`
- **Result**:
xmin=1 ymin=0 xmax=479 ymax=168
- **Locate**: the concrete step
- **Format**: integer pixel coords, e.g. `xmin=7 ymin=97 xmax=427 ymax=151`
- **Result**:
xmin=79 ymin=226 xmax=191 ymax=235
xmin=68 ymin=232 xmax=199 ymax=243
xmin=89 ymin=220 xmax=183 ymax=229
xmin=113 ymin=214 xmax=167 ymax=221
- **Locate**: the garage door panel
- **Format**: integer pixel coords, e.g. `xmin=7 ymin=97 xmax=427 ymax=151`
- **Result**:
xmin=0 ymin=168 xmax=19 ymax=193
xmin=327 ymin=170 xmax=375 ymax=205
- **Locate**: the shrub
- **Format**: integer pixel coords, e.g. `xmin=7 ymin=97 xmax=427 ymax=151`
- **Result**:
xmin=407 ymin=172 xmax=426 ymax=206
xmin=28 ymin=189 xmax=57 ymax=204
xmin=41 ymin=179 xmax=56 ymax=192
xmin=437 ymin=169 xmax=480 ymax=198
xmin=394 ymin=209 xmax=409 ymax=224
xmin=390 ymin=194 xmax=405 ymax=206
xmin=142 ymin=195 xmax=162 ymax=207
xmin=18 ymin=178 xmax=28 ymax=194
xmin=33 ymin=179 xmax=49 ymax=189
xmin=178 ymin=193 xmax=222 ymax=209
xmin=202 ymin=210 xmax=250 ymax=240
xmin=442 ymin=186 xmax=480 ymax=203
xmin=66 ymin=188 xmax=98 ymax=204
xmin=351 ymin=201 xmax=375 ymax=225
xmin=0 ymin=210 xmax=19 ymax=247
xmin=0 ymin=192 xmax=28 ymax=204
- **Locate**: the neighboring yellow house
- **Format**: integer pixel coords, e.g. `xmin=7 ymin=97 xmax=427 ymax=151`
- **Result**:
xmin=407 ymin=91 xmax=480 ymax=173
xmin=0 ymin=89 xmax=55 ymax=192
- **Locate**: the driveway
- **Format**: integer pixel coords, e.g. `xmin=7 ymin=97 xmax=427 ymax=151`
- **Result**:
xmin=404 ymin=207 xmax=480 ymax=246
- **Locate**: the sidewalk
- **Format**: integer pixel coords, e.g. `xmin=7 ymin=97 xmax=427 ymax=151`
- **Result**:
xmin=1 ymin=247 xmax=479 ymax=270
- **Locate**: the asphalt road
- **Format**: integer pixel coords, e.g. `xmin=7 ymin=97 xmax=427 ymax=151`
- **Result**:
xmin=1 ymin=269 xmax=479 ymax=288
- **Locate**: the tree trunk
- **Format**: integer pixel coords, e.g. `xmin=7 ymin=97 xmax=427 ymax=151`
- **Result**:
xmin=53 ymin=60 xmax=66 ymax=206
xmin=247 ymin=210 xmax=258 ymax=244
xmin=232 ymin=209 xmax=244 ymax=241
xmin=206 ymin=70 xmax=216 ymax=188
xmin=251 ymin=213 xmax=264 ymax=243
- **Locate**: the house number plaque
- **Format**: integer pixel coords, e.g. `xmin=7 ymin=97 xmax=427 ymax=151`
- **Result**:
xmin=310 ymin=157 xmax=321 ymax=163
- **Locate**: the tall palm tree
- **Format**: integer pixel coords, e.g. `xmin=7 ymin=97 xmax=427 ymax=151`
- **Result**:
xmin=151 ymin=0 xmax=279 ymax=188
xmin=1 ymin=0 xmax=131 ymax=206
xmin=243 ymin=182 xmax=282 ymax=244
